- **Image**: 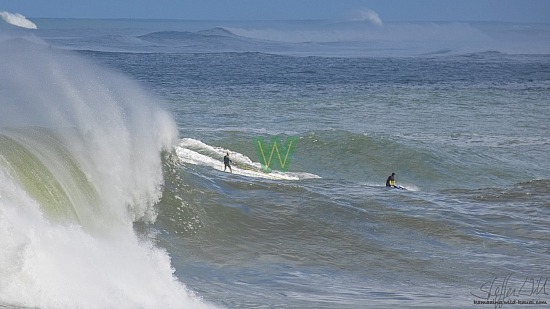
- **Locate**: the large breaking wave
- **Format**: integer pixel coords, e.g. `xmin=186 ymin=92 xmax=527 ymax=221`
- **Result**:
xmin=0 ymin=39 xmax=213 ymax=308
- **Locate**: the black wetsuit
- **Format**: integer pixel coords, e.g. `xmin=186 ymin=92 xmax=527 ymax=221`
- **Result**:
xmin=224 ymin=155 xmax=232 ymax=171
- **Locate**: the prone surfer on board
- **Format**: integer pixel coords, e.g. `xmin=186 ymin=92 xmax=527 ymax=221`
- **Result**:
xmin=223 ymin=152 xmax=233 ymax=173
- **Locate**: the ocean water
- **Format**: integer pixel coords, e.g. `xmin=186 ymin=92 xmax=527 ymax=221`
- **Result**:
xmin=1 ymin=18 xmax=550 ymax=308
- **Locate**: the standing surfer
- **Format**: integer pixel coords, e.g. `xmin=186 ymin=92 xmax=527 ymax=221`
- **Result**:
xmin=224 ymin=152 xmax=233 ymax=173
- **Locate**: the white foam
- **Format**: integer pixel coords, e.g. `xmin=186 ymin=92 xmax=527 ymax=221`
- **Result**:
xmin=176 ymin=138 xmax=320 ymax=181
xmin=0 ymin=11 xmax=37 ymax=29
xmin=0 ymin=186 xmax=212 ymax=308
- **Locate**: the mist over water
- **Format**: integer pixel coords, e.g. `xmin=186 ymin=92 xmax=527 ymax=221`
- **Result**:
xmin=30 ymin=18 xmax=550 ymax=56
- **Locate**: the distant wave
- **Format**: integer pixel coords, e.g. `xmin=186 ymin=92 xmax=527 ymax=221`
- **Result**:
xmin=37 ymin=20 xmax=550 ymax=57
xmin=135 ymin=27 xmax=290 ymax=54
xmin=139 ymin=27 xmax=243 ymax=44
xmin=0 ymin=11 xmax=37 ymax=29
xmin=196 ymin=27 xmax=239 ymax=37
xmin=350 ymin=7 xmax=383 ymax=26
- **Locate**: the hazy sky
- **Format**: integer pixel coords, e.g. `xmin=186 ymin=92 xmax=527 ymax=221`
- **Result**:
xmin=0 ymin=0 xmax=549 ymax=22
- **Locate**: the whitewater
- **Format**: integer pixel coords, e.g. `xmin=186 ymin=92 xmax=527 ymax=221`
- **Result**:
xmin=0 ymin=35 xmax=212 ymax=308
xmin=1 ymin=14 xmax=550 ymax=308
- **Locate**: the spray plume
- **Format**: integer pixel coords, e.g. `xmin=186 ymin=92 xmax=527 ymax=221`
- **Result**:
xmin=0 ymin=11 xmax=37 ymax=29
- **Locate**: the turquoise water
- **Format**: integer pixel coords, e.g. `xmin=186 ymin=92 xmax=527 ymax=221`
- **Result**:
xmin=1 ymin=19 xmax=550 ymax=308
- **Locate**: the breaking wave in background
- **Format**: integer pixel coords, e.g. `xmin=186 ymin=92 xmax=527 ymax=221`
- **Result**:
xmin=0 ymin=11 xmax=37 ymax=29
xmin=25 ymin=17 xmax=550 ymax=56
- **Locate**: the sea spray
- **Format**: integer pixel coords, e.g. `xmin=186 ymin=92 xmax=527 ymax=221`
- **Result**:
xmin=0 ymin=11 xmax=37 ymax=29
xmin=0 ymin=38 xmax=213 ymax=308
xmin=350 ymin=7 xmax=383 ymax=26
xmin=0 ymin=38 xmax=177 ymax=227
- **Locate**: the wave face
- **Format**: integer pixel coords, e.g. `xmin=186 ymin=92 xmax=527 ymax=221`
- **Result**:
xmin=0 ymin=39 xmax=211 ymax=308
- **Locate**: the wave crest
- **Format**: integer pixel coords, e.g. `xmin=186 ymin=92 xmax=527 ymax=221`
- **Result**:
xmin=0 ymin=38 xmax=212 ymax=308
xmin=0 ymin=11 xmax=37 ymax=29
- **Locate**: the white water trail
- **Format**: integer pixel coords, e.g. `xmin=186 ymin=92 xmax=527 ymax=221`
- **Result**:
xmin=176 ymin=138 xmax=320 ymax=180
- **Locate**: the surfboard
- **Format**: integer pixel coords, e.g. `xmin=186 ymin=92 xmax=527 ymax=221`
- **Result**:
xmin=386 ymin=186 xmax=407 ymax=190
